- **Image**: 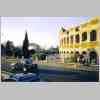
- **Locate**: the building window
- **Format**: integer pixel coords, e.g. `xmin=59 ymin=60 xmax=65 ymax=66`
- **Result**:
xmin=64 ymin=37 xmax=66 ymax=44
xmin=62 ymin=39 xmax=64 ymax=46
xmin=71 ymin=51 xmax=73 ymax=54
xmin=70 ymin=35 xmax=73 ymax=44
xmin=62 ymin=27 xmax=66 ymax=32
xmin=82 ymin=51 xmax=86 ymax=54
xmin=75 ymin=34 xmax=80 ymax=43
xmin=90 ymin=30 xmax=96 ymax=41
xmin=89 ymin=51 xmax=97 ymax=64
xmin=60 ymin=40 xmax=61 ymax=47
xmin=67 ymin=37 xmax=69 ymax=44
xmin=75 ymin=27 xmax=79 ymax=32
xmin=82 ymin=32 xmax=87 ymax=41
xmin=67 ymin=31 xmax=69 ymax=35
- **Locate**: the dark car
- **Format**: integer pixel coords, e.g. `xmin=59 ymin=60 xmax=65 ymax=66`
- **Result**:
xmin=2 ymin=58 xmax=40 ymax=82
xmin=10 ymin=58 xmax=39 ymax=76
xmin=12 ymin=63 xmax=39 ymax=75
xmin=3 ymin=73 xmax=40 ymax=82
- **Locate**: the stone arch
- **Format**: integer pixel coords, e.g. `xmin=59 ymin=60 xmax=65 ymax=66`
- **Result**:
xmin=89 ymin=51 xmax=97 ymax=64
xmin=82 ymin=51 xmax=87 ymax=54
xmin=74 ymin=51 xmax=80 ymax=62
xmin=71 ymin=51 xmax=73 ymax=54
xmin=80 ymin=51 xmax=88 ymax=64
xmin=90 ymin=29 xmax=97 ymax=41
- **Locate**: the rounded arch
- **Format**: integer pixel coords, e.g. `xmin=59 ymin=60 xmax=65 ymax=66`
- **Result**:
xmin=90 ymin=29 xmax=97 ymax=41
xmin=74 ymin=51 xmax=80 ymax=63
xmin=89 ymin=51 xmax=97 ymax=64
xmin=75 ymin=51 xmax=80 ymax=55
xmin=82 ymin=32 xmax=87 ymax=41
xmin=82 ymin=51 xmax=87 ymax=54
xmin=71 ymin=51 xmax=73 ymax=54
xmin=63 ymin=51 xmax=65 ymax=54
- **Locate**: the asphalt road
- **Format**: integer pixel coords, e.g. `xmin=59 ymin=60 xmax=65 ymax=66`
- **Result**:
xmin=1 ymin=64 xmax=99 ymax=82
xmin=38 ymin=67 xmax=99 ymax=82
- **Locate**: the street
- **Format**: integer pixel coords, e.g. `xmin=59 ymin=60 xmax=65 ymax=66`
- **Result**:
xmin=1 ymin=63 xmax=99 ymax=82
xmin=38 ymin=65 xmax=99 ymax=82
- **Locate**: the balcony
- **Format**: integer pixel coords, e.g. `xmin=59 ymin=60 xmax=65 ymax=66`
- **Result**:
xmin=81 ymin=41 xmax=99 ymax=49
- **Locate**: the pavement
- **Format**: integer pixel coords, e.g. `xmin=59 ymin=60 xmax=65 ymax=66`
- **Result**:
xmin=38 ymin=61 xmax=99 ymax=72
xmin=38 ymin=64 xmax=99 ymax=82
xmin=1 ymin=62 xmax=99 ymax=82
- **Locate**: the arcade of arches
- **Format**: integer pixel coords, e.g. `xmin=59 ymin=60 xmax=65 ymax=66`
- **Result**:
xmin=59 ymin=17 xmax=99 ymax=65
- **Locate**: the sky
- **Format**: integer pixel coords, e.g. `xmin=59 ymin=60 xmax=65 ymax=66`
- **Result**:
xmin=1 ymin=17 xmax=93 ymax=49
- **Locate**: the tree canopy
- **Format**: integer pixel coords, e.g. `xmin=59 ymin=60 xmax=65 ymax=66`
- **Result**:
xmin=22 ymin=31 xmax=30 ymax=58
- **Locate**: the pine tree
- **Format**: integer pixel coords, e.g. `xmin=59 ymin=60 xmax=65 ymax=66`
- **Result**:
xmin=22 ymin=31 xmax=30 ymax=58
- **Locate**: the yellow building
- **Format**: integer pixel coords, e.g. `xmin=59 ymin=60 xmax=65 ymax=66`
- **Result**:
xmin=59 ymin=17 xmax=100 ymax=65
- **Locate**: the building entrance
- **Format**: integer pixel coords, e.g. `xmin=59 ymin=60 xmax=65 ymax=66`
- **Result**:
xmin=89 ymin=51 xmax=97 ymax=64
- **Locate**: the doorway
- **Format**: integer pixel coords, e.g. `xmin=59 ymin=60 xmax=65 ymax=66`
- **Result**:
xmin=89 ymin=51 xmax=97 ymax=64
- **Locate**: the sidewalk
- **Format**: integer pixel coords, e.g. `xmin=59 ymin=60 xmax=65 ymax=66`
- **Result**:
xmin=38 ymin=61 xmax=99 ymax=72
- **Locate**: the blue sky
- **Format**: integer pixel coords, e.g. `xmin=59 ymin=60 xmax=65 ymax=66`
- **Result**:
xmin=1 ymin=17 xmax=92 ymax=49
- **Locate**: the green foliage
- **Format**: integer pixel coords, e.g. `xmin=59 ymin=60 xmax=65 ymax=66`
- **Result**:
xmin=22 ymin=31 xmax=30 ymax=58
xmin=14 ymin=47 xmax=23 ymax=58
xmin=5 ymin=40 xmax=15 ymax=56
xmin=32 ymin=53 xmax=38 ymax=60
xmin=32 ymin=53 xmax=46 ymax=60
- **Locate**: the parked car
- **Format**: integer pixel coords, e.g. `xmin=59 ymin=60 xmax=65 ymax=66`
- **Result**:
xmin=3 ymin=73 xmax=40 ymax=82
xmin=10 ymin=58 xmax=39 ymax=76
xmin=3 ymin=58 xmax=40 ymax=82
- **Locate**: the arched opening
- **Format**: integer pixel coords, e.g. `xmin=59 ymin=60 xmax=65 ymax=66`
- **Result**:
xmin=70 ymin=51 xmax=74 ymax=57
xmin=75 ymin=34 xmax=80 ymax=43
xmin=67 ymin=51 xmax=69 ymax=54
xmin=82 ymin=51 xmax=86 ymax=54
xmin=70 ymin=51 xmax=74 ymax=62
xmin=74 ymin=51 xmax=80 ymax=62
xmin=90 ymin=30 xmax=96 ymax=41
xmin=71 ymin=51 xmax=73 ymax=54
xmin=75 ymin=51 xmax=79 ymax=55
xmin=89 ymin=51 xmax=97 ymax=64
xmin=80 ymin=51 xmax=88 ymax=64
xmin=70 ymin=35 xmax=73 ymax=44
xmin=82 ymin=32 xmax=87 ymax=41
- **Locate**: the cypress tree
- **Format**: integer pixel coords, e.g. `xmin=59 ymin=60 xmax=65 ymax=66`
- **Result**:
xmin=22 ymin=31 xmax=30 ymax=58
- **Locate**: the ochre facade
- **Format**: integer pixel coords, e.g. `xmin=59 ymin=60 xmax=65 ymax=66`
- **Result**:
xmin=59 ymin=17 xmax=100 ymax=64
